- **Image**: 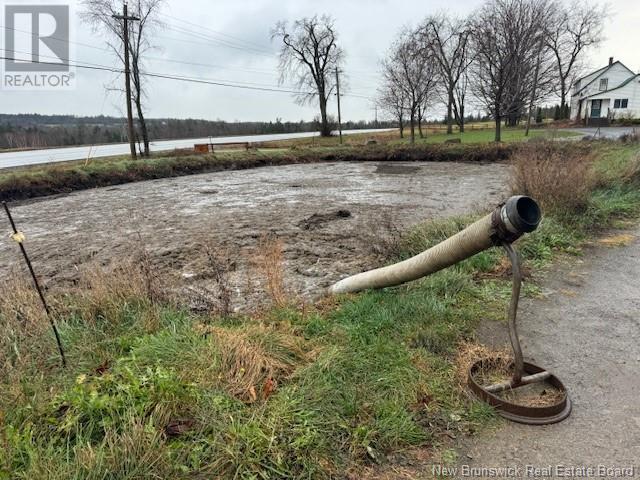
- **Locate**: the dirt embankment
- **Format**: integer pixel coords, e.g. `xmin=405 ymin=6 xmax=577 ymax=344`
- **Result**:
xmin=0 ymin=161 xmax=510 ymax=312
xmin=0 ymin=143 xmax=514 ymax=203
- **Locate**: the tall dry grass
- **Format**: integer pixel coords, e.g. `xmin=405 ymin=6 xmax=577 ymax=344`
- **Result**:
xmin=71 ymin=258 xmax=167 ymax=331
xmin=204 ymin=245 xmax=234 ymax=316
xmin=0 ymin=274 xmax=50 ymax=376
xmin=194 ymin=322 xmax=311 ymax=403
xmin=510 ymin=142 xmax=596 ymax=216
xmin=253 ymin=234 xmax=288 ymax=308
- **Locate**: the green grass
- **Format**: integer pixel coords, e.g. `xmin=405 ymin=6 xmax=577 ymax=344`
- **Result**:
xmin=1 ymin=267 xmax=499 ymax=478
xmin=261 ymin=126 xmax=579 ymax=148
xmin=391 ymin=127 xmax=579 ymax=145
xmin=1 ymin=141 xmax=639 ymax=478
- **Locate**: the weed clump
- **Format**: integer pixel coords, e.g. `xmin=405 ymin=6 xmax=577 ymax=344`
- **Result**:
xmin=510 ymin=142 xmax=596 ymax=218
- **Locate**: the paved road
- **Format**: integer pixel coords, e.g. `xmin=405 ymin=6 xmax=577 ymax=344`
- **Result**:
xmin=570 ymin=126 xmax=639 ymax=139
xmin=0 ymin=128 xmax=392 ymax=169
xmin=458 ymin=231 xmax=640 ymax=477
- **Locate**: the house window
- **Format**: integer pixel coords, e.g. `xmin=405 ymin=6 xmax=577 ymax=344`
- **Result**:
xmin=614 ymin=99 xmax=629 ymax=109
xmin=599 ymin=78 xmax=608 ymax=91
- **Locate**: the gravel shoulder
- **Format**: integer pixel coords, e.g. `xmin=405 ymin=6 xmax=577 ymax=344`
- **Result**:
xmin=457 ymin=230 xmax=640 ymax=477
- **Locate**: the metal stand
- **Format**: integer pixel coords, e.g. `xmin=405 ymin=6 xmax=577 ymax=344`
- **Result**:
xmin=467 ymin=243 xmax=571 ymax=425
xmin=3 ymin=202 xmax=66 ymax=368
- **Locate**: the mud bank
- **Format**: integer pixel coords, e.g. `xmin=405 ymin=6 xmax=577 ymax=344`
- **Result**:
xmin=0 ymin=143 xmax=513 ymax=203
xmin=0 ymin=161 xmax=509 ymax=311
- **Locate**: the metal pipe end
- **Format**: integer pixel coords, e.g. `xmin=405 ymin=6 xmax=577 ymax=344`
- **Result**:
xmin=504 ymin=196 xmax=541 ymax=234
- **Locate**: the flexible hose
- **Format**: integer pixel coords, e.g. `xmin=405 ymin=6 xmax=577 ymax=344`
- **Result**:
xmin=330 ymin=214 xmax=496 ymax=293
xmin=329 ymin=196 xmax=541 ymax=295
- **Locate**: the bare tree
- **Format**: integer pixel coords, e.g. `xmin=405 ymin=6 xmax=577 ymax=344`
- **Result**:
xmin=546 ymin=1 xmax=606 ymax=118
xmin=377 ymin=83 xmax=408 ymax=138
xmin=82 ymin=0 xmax=164 ymax=157
xmin=381 ymin=28 xmax=439 ymax=144
xmin=272 ymin=15 xmax=343 ymax=137
xmin=420 ymin=14 xmax=471 ymax=134
xmin=469 ymin=0 xmax=554 ymax=141
xmin=453 ymin=69 xmax=470 ymax=132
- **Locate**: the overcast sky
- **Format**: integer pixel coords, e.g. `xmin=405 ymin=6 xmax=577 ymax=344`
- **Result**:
xmin=1 ymin=0 xmax=638 ymax=122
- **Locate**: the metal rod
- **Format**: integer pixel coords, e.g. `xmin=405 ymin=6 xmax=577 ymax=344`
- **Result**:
xmin=485 ymin=371 xmax=552 ymax=394
xmin=2 ymin=202 xmax=66 ymax=367
xmin=503 ymin=242 xmax=524 ymax=384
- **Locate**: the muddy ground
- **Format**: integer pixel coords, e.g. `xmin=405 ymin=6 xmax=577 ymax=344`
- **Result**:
xmin=0 ymin=161 xmax=509 ymax=311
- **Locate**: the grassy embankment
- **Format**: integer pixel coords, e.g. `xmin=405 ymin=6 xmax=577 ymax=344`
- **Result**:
xmin=266 ymin=125 xmax=577 ymax=148
xmin=1 ymin=140 xmax=638 ymax=478
xmin=0 ymin=126 xmax=579 ymax=203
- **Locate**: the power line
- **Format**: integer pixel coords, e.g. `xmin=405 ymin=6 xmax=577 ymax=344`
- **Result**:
xmin=162 ymin=24 xmax=275 ymax=57
xmin=0 ymin=54 xmax=374 ymax=100
xmin=0 ymin=24 xmax=381 ymax=85
xmin=1 ymin=47 xmax=375 ymax=100
xmin=0 ymin=24 xmax=111 ymax=53
xmin=0 ymin=47 xmax=118 ymax=70
xmin=0 ymin=54 xmax=312 ymax=95
xmin=143 ymin=56 xmax=278 ymax=75
xmin=158 ymin=12 xmax=270 ymax=52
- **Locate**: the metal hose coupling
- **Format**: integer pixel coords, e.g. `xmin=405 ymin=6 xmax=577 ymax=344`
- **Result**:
xmin=329 ymin=196 xmax=542 ymax=295
xmin=490 ymin=195 xmax=541 ymax=244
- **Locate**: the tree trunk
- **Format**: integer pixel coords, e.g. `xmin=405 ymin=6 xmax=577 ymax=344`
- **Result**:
xmin=495 ymin=116 xmax=502 ymax=142
xmin=319 ymin=94 xmax=331 ymax=137
xmin=399 ymin=115 xmax=404 ymax=138
xmin=459 ymin=104 xmax=465 ymax=133
xmin=410 ymin=111 xmax=416 ymax=145
xmin=134 ymin=96 xmax=150 ymax=157
xmin=560 ymin=81 xmax=567 ymax=119
xmin=418 ymin=105 xmax=424 ymax=138
xmin=447 ymin=89 xmax=454 ymax=134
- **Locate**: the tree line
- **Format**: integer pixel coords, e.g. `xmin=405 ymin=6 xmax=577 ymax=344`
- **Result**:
xmin=0 ymin=115 xmax=390 ymax=150
xmin=272 ymin=0 xmax=605 ymax=143
xmin=377 ymin=0 xmax=605 ymax=142
xmin=4 ymin=0 xmax=607 ymax=152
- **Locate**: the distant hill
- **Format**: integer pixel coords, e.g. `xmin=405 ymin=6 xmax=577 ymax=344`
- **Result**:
xmin=0 ymin=114 xmax=392 ymax=150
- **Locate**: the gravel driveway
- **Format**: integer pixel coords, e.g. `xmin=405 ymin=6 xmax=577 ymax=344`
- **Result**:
xmin=457 ymin=230 xmax=640 ymax=477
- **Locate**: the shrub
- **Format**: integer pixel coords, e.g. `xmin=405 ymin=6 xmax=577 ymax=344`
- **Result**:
xmin=510 ymin=142 xmax=596 ymax=218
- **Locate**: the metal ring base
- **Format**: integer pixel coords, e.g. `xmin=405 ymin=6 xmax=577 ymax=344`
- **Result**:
xmin=468 ymin=359 xmax=572 ymax=425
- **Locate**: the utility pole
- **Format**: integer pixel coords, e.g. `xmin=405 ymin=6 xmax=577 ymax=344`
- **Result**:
xmin=335 ymin=67 xmax=343 ymax=144
xmin=113 ymin=2 xmax=140 ymax=159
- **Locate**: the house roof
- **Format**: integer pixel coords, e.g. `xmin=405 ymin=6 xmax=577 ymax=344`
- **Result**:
xmin=574 ymin=61 xmax=636 ymax=96
xmin=574 ymin=64 xmax=610 ymax=84
xmin=584 ymin=74 xmax=640 ymax=99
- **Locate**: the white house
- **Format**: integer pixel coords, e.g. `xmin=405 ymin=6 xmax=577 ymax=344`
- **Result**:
xmin=570 ymin=58 xmax=640 ymax=125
